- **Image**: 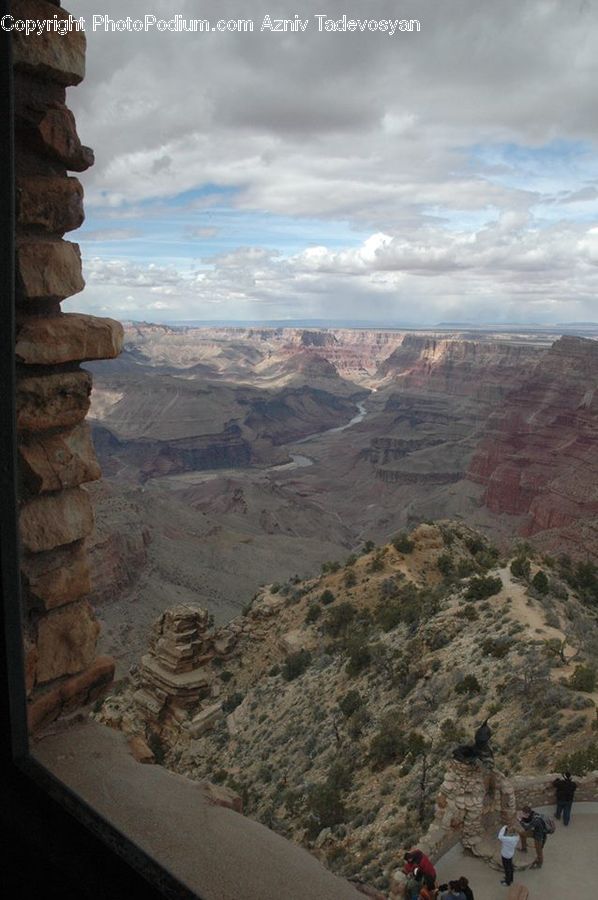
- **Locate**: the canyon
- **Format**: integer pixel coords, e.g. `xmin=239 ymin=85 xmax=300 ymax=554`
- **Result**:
xmin=85 ymin=323 xmax=598 ymax=672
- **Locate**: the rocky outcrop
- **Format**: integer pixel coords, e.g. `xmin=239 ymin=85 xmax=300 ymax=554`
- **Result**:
xmin=468 ymin=336 xmax=598 ymax=554
xmin=135 ymin=606 xmax=216 ymax=719
xmin=13 ymin=4 xmax=122 ymax=731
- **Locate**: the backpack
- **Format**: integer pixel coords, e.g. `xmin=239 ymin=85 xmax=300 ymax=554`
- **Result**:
xmin=538 ymin=813 xmax=555 ymax=835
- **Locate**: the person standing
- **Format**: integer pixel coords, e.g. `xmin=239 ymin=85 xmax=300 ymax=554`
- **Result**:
xmin=518 ymin=807 xmax=548 ymax=868
xmin=403 ymin=850 xmax=437 ymax=890
xmin=553 ymin=771 xmax=577 ymax=826
xmin=497 ymin=824 xmax=520 ymax=885
xmin=458 ymin=875 xmax=474 ymax=899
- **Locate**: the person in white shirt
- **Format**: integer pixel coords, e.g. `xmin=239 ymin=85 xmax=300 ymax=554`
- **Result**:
xmin=497 ymin=824 xmax=520 ymax=886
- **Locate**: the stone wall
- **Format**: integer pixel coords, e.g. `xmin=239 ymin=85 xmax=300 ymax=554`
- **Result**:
xmin=512 ymin=770 xmax=598 ymax=809
xmin=12 ymin=0 xmax=124 ymax=732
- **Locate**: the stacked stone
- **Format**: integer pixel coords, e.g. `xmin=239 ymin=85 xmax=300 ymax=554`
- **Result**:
xmin=12 ymin=0 xmax=124 ymax=732
xmin=512 ymin=770 xmax=598 ymax=807
xmin=136 ymin=606 xmax=214 ymax=717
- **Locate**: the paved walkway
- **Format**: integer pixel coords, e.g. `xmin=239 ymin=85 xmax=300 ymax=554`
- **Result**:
xmin=436 ymin=803 xmax=598 ymax=898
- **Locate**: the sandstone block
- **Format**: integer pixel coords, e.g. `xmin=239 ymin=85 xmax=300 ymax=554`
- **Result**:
xmin=188 ymin=702 xmax=222 ymax=738
xmin=20 ymin=487 xmax=94 ymax=553
xmin=202 ymin=781 xmax=243 ymax=814
xmin=128 ymin=736 xmax=155 ymax=764
xmin=12 ymin=0 xmax=86 ymax=86
xmin=59 ymin=655 xmax=115 ymax=712
xmin=16 ymin=314 xmax=124 ymax=366
xmin=38 ymin=106 xmax=94 ymax=170
xmin=17 ymin=175 xmax=84 ymax=233
xmin=17 ymin=370 xmax=92 ymax=433
xmin=19 ymin=423 xmax=101 ymax=495
xmin=23 ymin=635 xmax=38 ymax=696
xmin=17 ymin=240 xmax=84 ymax=302
xmin=35 ymin=600 xmax=100 ymax=684
xmin=27 ymin=684 xmax=63 ymax=732
xmin=21 ymin=541 xmax=90 ymax=610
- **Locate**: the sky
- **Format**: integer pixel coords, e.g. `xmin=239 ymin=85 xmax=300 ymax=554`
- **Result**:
xmin=64 ymin=0 xmax=598 ymax=325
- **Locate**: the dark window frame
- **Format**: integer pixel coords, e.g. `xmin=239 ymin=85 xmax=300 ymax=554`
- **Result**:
xmin=0 ymin=7 xmax=201 ymax=897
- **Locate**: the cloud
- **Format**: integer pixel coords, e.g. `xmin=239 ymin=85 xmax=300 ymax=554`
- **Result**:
xmin=66 ymin=0 xmax=598 ymax=322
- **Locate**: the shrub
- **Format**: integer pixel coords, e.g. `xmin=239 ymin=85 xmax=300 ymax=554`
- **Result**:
xmin=345 ymin=634 xmax=372 ymax=677
xmin=305 ymin=603 xmax=322 ymax=625
xmin=455 ymin=674 xmax=481 ymax=695
xmin=555 ymin=742 xmax=598 ymax=775
xmin=437 ymin=552 xmax=454 ymax=576
xmin=282 ymin=650 xmax=312 ymax=681
xmin=323 ymin=602 xmax=356 ymax=637
xmin=569 ymin=664 xmax=597 ymax=693
xmin=456 ymin=559 xmax=476 ymax=578
xmin=482 ymin=637 xmax=513 ymax=659
xmin=510 ymin=557 xmax=531 ymax=580
xmin=219 ymin=670 xmax=233 ymax=683
xmin=339 ymin=690 xmax=363 ymax=718
xmin=465 ymin=575 xmax=502 ymax=601
xmin=321 ymin=560 xmax=341 ymax=574
xmin=392 ymin=532 xmax=414 ymax=554
xmin=531 ymin=570 xmax=550 ymax=595
xmin=320 ymin=589 xmax=336 ymax=605
xmin=222 ymin=691 xmax=244 ymax=713
xmin=465 ymin=535 xmax=485 ymax=555
xmin=345 ymin=553 xmax=357 ymax=567
xmin=456 ymin=604 xmax=479 ymax=621
xmin=344 ymin=570 xmax=357 ymax=588
xmin=268 ymin=663 xmax=280 ymax=677
xmin=369 ymin=554 xmax=385 ymax=572
xmin=306 ymin=783 xmax=347 ymax=837
xmin=362 ymin=540 xmax=376 ymax=554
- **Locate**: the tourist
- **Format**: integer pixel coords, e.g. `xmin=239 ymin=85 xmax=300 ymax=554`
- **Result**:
xmin=553 ymin=771 xmax=577 ymax=826
xmin=457 ymin=875 xmax=474 ymax=899
xmin=418 ymin=883 xmax=436 ymax=900
xmin=518 ymin=806 xmax=548 ymax=868
xmin=497 ymin=823 xmax=520 ymax=885
xmin=439 ymin=880 xmax=466 ymax=899
xmin=403 ymin=849 xmax=437 ymax=890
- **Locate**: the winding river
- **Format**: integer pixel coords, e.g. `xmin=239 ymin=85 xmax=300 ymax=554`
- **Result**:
xmin=270 ymin=400 xmax=369 ymax=472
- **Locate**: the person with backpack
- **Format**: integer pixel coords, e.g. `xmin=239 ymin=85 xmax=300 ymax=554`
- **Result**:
xmin=518 ymin=806 xmax=554 ymax=868
xmin=497 ymin=824 xmax=520 ymax=885
xmin=553 ymin=771 xmax=578 ymax=826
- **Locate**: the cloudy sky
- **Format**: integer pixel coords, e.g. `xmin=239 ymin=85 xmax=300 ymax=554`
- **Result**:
xmin=65 ymin=0 xmax=598 ymax=325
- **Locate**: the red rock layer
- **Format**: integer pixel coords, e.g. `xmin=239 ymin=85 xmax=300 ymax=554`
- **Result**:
xmin=468 ymin=336 xmax=598 ymax=549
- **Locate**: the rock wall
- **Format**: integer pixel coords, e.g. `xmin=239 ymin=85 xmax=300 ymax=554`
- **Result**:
xmin=468 ymin=336 xmax=598 ymax=554
xmin=13 ymin=0 xmax=124 ymax=732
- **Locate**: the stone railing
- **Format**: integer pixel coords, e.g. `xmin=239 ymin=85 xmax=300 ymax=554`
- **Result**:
xmin=12 ymin=0 xmax=123 ymax=732
xmin=389 ymin=761 xmax=598 ymax=896
xmin=512 ymin=770 xmax=598 ymax=809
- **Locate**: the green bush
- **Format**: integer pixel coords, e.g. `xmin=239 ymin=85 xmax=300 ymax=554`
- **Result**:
xmin=437 ymin=552 xmax=454 ymax=576
xmin=369 ymin=554 xmax=385 ymax=572
xmin=339 ymin=690 xmax=363 ymax=718
xmin=321 ymin=560 xmax=341 ymax=574
xmin=455 ymin=674 xmax=481 ymax=695
xmin=282 ymin=649 xmax=312 ymax=681
xmin=305 ymin=603 xmax=322 ymax=624
xmin=456 ymin=604 xmax=479 ymax=621
xmin=222 ymin=691 xmax=244 ymax=713
xmin=465 ymin=574 xmax=503 ymax=601
xmin=323 ymin=601 xmax=356 ymax=637
xmin=345 ymin=634 xmax=372 ymax=676
xmin=362 ymin=540 xmax=376 ymax=554
xmin=555 ymin=742 xmax=598 ymax=775
xmin=344 ymin=570 xmax=357 ymax=588
xmin=531 ymin=570 xmax=550 ymax=595
xmin=510 ymin=557 xmax=531 ymax=580
xmin=482 ymin=637 xmax=513 ymax=659
xmin=320 ymin=589 xmax=336 ymax=605
xmin=345 ymin=553 xmax=357 ymax=567
xmin=306 ymin=783 xmax=347 ymax=837
xmin=392 ymin=532 xmax=415 ymax=554
xmin=569 ymin=664 xmax=597 ymax=693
